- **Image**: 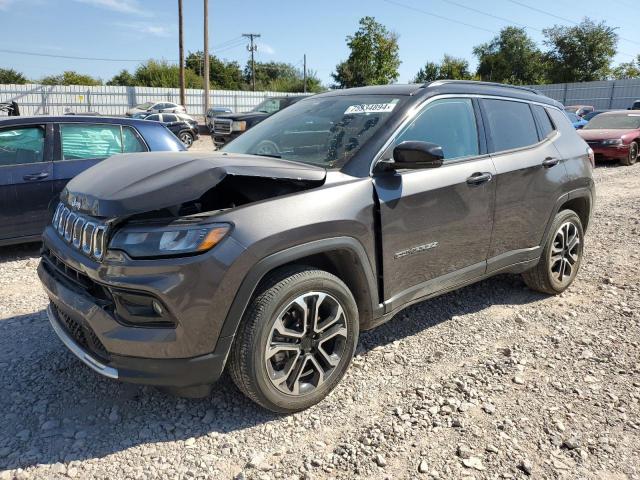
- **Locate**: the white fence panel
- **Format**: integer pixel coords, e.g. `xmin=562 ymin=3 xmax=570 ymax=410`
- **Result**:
xmin=529 ymin=79 xmax=640 ymax=110
xmin=0 ymin=83 xmax=307 ymax=116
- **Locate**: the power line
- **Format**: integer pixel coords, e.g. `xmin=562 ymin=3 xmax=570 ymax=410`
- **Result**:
xmin=506 ymin=0 xmax=640 ymax=47
xmin=382 ymin=0 xmax=497 ymax=34
xmin=437 ymin=0 xmax=539 ymax=31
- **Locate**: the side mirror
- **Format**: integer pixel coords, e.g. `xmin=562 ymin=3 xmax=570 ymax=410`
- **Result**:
xmin=392 ymin=141 xmax=444 ymax=170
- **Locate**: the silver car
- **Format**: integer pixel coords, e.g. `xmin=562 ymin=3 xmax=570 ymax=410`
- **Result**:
xmin=126 ymin=101 xmax=186 ymax=117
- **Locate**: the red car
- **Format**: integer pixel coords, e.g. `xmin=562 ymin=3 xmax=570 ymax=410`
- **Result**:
xmin=578 ymin=111 xmax=640 ymax=166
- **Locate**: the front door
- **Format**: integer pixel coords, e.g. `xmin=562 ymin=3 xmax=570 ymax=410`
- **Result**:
xmin=373 ymin=97 xmax=496 ymax=311
xmin=0 ymin=123 xmax=54 ymax=241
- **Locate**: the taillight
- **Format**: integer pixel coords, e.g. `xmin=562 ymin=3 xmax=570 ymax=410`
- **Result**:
xmin=587 ymin=147 xmax=595 ymax=169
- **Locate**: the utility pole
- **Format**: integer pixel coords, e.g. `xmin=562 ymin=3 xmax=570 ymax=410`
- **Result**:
xmin=243 ymin=33 xmax=260 ymax=91
xmin=203 ymin=0 xmax=210 ymax=114
xmin=303 ymin=54 xmax=307 ymax=93
xmin=178 ymin=0 xmax=185 ymax=107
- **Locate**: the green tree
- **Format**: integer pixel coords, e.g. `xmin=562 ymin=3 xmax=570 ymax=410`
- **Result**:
xmin=40 ymin=71 xmax=102 ymax=86
xmin=332 ymin=16 xmax=401 ymax=88
xmin=0 ymin=68 xmax=28 ymax=84
xmin=543 ymin=18 xmax=618 ymax=83
xmin=107 ymin=69 xmax=135 ymax=86
xmin=473 ymin=27 xmax=546 ymax=85
xmin=242 ymin=61 xmax=323 ymax=92
xmin=185 ymin=51 xmax=244 ymax=89
xmin=611 ymin=55 xmax=640 ymax=80
xmin=133 ymin=60 xmax=201 ymax=88
xmin=413 ymin=55 xmax=472 ymax=82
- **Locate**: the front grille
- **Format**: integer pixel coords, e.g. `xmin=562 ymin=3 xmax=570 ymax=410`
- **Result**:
xmin=213 ymin=118 xmax=232 ymax=134
xmin=51 ymin=302 xmax=110 ymax=362
xmin=586 ymin=141 xmax=602 ymax=147
xmin=52 ymin=203 xmax=107 ymax=261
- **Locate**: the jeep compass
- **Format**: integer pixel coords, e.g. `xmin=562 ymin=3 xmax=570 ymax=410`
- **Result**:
xmin=38 ymin=81 xmax=595 ymax=413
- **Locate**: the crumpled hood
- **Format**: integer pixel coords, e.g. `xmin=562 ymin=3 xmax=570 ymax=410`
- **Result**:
xmin=61 ymin=151 xmax=326 ymax=218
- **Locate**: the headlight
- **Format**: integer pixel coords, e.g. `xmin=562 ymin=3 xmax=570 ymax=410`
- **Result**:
xmin=601 ymin=139 xmax=623 ymax=146
xmin=232 ymin=121 xmax=247 ymax=132
xmin=109 ymin=222 xmax=230 ymax=258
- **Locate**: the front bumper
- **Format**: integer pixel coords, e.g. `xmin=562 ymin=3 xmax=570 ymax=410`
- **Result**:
xmin=212 ymin=131 xmax=241 ymax=147
xmin=37 ymin=225 xmax=249 ymax=387
xmin=590 ymin=144 xmax=630 ymax=161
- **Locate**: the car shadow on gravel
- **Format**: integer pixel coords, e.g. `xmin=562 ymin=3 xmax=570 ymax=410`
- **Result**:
xmin=0 ymin=273 xmax=545 ymax=471
xmin=0 ymin=242 xmax=41 ymax=262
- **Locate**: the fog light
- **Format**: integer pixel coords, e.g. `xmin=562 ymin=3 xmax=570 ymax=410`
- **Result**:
xmin=152 ymin=300 xmax=163 ymax=315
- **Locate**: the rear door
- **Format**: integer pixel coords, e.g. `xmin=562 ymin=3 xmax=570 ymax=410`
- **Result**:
xmin=373 ymin=97 xmax=496 ymax=310
xmin=51 ymin=123 xmax=147 ymax=202
xmin=0 ymin=123 xmax=54 ymax=241
xmin=481 ymin=98 xmax=568 ymax=272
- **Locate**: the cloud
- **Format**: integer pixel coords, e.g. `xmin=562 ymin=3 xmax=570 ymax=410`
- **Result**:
xmin=115 ymin=22 xmax=172 ymax=37
xmin=74 ymin=0 xmax=147 ymax=15
xmin=257 ymin=42 xmax=275 ymax=55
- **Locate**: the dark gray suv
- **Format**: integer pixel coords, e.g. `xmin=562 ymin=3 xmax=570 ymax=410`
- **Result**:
xmin=38 ymin=81 xmax=595 ymax=413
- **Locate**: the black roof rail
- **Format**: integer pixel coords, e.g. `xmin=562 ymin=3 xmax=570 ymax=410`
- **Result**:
xmin=424 ymin=80 xmax=542 ymax=95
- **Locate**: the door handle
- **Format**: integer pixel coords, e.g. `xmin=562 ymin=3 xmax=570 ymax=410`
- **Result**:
xmin=23 ymin=172 xmax=49 ymax=181
xmin=466 ymin=172 xmax=493 ymax=185
xmin=542 ymin=157 xmax=560 ymax=168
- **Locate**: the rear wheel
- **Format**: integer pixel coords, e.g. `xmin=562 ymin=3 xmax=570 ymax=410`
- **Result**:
xmin=522 ymin=210 xmax=584 ymax=295
xmin=620 ymin=141 xmax=638 ymax=166
xmin=179 ymin=131 xmax=194 ymax=148
xmin=228 ymin=267 xmax=359 ymax=413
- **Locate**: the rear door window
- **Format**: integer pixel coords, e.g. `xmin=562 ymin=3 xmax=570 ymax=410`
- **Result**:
xmin=532 ymin=105 xmax=555 ymax=139
xmin=482 ymin=99 xmax=539 ymax=152
xmin=146 ymin=114 xmax=161 ymax=121
xmin=0 ymin=126 xmax=45 ymax=165
xmin=60 ymin=124 xmax=123 ymax=160
xmin=163 ymin=114 xmax=178 ymax=123
xmin=394 ymin=98 xmax=479 ymax=162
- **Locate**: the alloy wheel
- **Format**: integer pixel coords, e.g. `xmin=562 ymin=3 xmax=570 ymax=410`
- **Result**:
xmin=180 ymin=132 xmax=193 ymax=147
xmin=549 ymin=221 xmax=581 ymax=286
xmin=264 ymin=292 xmax=349 ymax=396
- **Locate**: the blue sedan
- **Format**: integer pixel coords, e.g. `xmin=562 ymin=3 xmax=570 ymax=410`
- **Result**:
xmin=565 ymin=111 xmax=588 ymax=129
xmin=0 ymin=115 xmax=186 ymax=246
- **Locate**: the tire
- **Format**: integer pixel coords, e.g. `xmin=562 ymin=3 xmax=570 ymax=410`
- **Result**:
xmin=228 ymin=266 xmax=359 ymax=413
xmin=179 ymin=131 xmax=194 ymax=148
xmin=522 ymin=210 xmax=584 ymax=295
xmin=620 ymin=141 xmax=638 ymax=166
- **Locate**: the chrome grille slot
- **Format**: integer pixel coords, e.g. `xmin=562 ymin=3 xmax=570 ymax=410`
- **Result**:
xmin=50 ymin=202 xmax=107 ymax=261
xmin=213 ymin=118 xmax=232 ymax=134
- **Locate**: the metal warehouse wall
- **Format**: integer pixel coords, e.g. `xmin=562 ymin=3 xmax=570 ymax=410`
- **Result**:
xmin=0 ymin=84 xmax=306 ymax=116
xmin=528 ymin=79 xmax=640 ymax=109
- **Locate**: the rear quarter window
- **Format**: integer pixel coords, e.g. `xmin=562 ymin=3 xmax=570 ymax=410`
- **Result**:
xmin=532 ymin=105 xmax=555 ymax=139
xmin=483 ymin=99 xmax=539 ymax=152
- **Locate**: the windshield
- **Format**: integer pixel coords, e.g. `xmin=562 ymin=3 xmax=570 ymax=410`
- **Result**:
xmin=136 ymin=102 xmax=154 ymax=109
xmin=583 ymin=113 xmax=640 ymax=130
xmin=252 ymin=98 xmax=284 ymax=114
xmin=222 ymin=95 xmax=406 ymax=168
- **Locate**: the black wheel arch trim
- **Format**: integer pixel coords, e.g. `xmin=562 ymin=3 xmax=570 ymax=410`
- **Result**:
xmin=216 ymin=236 xmax=381 ymax=346
xmin=542 ymin=187 xmax=594 ymax=243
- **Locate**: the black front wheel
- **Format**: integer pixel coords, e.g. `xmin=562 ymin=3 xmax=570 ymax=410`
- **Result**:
xmin=228 ymin=267 xmax=359 ymax=413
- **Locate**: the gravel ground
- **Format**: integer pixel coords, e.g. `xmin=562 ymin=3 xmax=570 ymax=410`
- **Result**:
xmin=0 ymin=162 xmax=639 ymax=480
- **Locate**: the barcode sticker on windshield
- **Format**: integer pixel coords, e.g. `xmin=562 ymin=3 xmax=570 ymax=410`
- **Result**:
xmin=344 ymin=103 xmax=397 ymax=115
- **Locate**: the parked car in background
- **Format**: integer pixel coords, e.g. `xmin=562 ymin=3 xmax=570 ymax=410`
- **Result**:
xmin=0 ymin=116 xmax=186 ymax=246
xmin=211 ymin=95 xmax=308 ymax=147
xmin=582 ymin=110 xmax=609 ymax=122
xmin=578 ymin=110 xmax=640 ymax=166
xmin=630 ymin=100 xmax=640 ymax=110
xmin=134 ymin=112 xmax=199 ymax=147
xmin=565 ymin=111 xmax=588 ymax=129
xmin=206 ymin=107 xmax=233 ymax=132
xmin=39 ymin=81 xmax=594 ymax=412
xmin=0 ymin=101 xmax=20 ymax=116
xmin=564 ymin=105 xmax=594 ymax=117
xmin=126 ymin=101 xmax=186 ymax=117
